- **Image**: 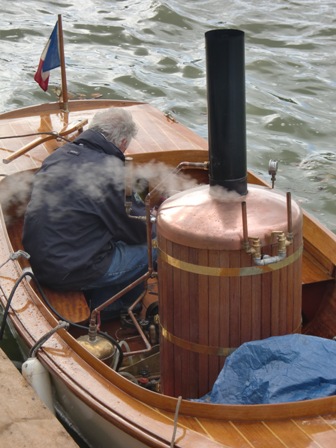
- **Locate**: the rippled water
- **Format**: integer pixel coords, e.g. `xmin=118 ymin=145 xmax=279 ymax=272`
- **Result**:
xmin=0 ymin=2 xmax=335 ymax=445
xmin=1 ymin=0 xmax=335 ymax=232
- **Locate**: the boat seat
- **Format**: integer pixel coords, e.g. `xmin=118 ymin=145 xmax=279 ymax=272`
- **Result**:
xmin=30 ymin=280 xmax=91 ymax=324
xmin=6 ymin=217 xmax=91 ymax=325
xmin=301 ymin=252 xmax=334 ymax=285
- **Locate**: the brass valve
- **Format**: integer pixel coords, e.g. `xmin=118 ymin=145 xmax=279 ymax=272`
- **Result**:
xmin=271 ymin=231 xmax=292 ymax=256
xmin=245 ymin=237 xmax=261 ymax=259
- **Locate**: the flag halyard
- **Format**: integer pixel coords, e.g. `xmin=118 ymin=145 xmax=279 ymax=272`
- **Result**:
xmin=34 ymin=22 xmax=61 ymax=91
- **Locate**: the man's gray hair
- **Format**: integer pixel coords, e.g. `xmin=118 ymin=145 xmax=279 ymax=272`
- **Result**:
xmin=89 ymin=107 xmax=138 ymax=149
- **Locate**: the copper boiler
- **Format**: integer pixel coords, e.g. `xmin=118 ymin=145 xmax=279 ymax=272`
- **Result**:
xmin=157 ymin=184 xmax=302 ymax=398
xmin=157 ymin=30 xmax=303 ymax=399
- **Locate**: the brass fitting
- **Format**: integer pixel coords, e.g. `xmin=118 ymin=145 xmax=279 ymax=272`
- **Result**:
xmin=245 ymin=237 xmax=261 ymax=259
xmin=272 ymin=230 xmax=292 ymax=256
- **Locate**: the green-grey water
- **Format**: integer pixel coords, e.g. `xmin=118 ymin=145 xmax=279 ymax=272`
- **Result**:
xmin=0 ymin=0 xmax=335 ymax=445
xmin=1 ymin=0 xmax=335 ymax=231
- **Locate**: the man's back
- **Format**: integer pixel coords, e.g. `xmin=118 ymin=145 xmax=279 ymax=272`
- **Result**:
xmin=22 ymin=129 xmax=147 ymax=291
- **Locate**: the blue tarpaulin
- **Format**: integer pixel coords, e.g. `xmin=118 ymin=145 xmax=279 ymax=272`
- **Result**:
xmin=202 ymin=334 xmax=336 ymax=405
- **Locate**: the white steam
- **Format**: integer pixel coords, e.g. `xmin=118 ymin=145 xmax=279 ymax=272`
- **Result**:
xmin=0 ymin=159 xmax=204 ymax=223
xmin=132 ymin=161 xmax=200 ymax=198
xmin=0 ymin=170 xmax=34 ymax=224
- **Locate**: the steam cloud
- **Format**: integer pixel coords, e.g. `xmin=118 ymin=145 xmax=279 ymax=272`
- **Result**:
xmin=132 ymin=161 xmax=200 ymax=198
xmin=0 ymin=159 xmax=203 ymax=223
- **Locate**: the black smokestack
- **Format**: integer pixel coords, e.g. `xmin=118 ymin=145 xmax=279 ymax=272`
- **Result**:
xmin=205 ymin=29 xmax=247 ymax=195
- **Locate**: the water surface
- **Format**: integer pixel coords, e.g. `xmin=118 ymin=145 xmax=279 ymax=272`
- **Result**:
xmin=1 ymin=1 xmax=335 ymax=232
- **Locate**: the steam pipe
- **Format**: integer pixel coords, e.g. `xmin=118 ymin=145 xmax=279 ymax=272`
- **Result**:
xmin=125 ymin=156 xmax=133 ymax=215
xmin=241 ymin=201 xmax=249 ymax=251
xmin=205 ymin=29 xmax=247 ymax=195
xmin=125 ymin=161 xmax=208 ymax=220
xmin=286 ymin=192 xmax=293 ymax=241
xmin=92 ymin=271 xmax=151 ymax=316
xmin=254 ymin=253 xmax=286 ymax=266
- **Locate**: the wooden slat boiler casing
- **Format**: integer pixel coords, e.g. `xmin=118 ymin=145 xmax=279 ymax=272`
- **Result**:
xmin=157 ymin=184 xmax=303 ymax=399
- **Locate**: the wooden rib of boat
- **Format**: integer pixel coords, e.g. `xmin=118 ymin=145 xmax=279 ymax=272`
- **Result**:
xmin=0 ymin=97 xmax=336 ymax=448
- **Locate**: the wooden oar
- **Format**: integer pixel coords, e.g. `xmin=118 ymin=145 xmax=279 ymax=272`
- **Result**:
xmin=2 ymin=118 xmax=88 ymax=164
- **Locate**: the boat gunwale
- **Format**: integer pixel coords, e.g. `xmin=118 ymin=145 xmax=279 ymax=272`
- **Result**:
xmin=0 ymin=99 xmax=146 ymax=119
xmin=1 ymin=100 xmax=336 ymax=448
xmin=4 ymin=260 xmax=336 ymax=424
xmin=4 ymin=272 xmax=336 ymax=424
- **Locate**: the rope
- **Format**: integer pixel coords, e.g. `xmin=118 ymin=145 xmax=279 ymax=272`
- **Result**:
xmin=0 ymin=131 xmax=72 ymax=142
xmin=170 ymin=395 xmax=182 ymax=448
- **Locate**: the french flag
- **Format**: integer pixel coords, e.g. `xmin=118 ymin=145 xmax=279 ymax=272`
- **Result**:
xmin=34 ymin=22 xmax=60 ymax=91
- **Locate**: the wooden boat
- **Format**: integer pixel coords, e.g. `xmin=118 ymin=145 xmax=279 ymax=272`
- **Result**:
xmin=1 ymin=27 xmax=336 ymax=448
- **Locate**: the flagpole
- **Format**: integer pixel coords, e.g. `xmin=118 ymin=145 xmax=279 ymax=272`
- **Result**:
xmin=57 ymin=14 xmax=69 ymax=112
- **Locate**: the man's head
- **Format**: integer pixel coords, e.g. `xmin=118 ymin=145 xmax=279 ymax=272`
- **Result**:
xmin=89 ymin=107 xmax=138 ymax=152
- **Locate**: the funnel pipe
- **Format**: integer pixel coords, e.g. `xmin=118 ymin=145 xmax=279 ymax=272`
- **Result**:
xmin=205 ymin=29 xmax=247 ymax=195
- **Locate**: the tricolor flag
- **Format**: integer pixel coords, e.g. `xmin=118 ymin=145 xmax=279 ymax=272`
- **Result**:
xmin=34 ymin=22 xmax=61 ymax=91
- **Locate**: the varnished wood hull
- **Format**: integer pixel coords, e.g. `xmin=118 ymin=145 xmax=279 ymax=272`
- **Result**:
xmin=1 ymin=99 xmax=336 ymax=448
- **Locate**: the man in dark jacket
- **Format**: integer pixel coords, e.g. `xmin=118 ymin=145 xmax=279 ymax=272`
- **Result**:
xmin=23 ymin=107 xmax=154 ymax=316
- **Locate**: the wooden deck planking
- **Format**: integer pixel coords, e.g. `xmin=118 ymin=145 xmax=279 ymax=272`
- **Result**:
xmin=261 ymin=418 xmax=331 ymax=448
xmin=231 ymin=420 xmax=289 ymax=448
xmin=195 ymin=419 xmax=257 ymax=448
xmin=159 ymin=405 xmax=336 ymax=448
xmin=193 ymin=416 xmax=336 ymax=448
xmin=128 ymin=104 xmax=207 ymax=154
xmin=293 ymin=415 xmax=336 ymax=446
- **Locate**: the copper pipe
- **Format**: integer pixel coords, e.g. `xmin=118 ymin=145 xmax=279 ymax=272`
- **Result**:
xmin=286 ymin=192 xmax=293 ymax=240
xmin=124 ymin=289 xmax=153 ymax=355
xmin=241 ymin=201 xmax=249 ymax=250
xmin=124 ymin=157 xmax=134 ymax=215
xmin=145 ymin=198 xmax=154 ymax=276
xmin=174 ymin=161 xmax=209 ymax=172
xmin=90 ymin=272 xmax=153 ymax=353
xmin=93 ymin=271 xmax=151 ymax=315
xmin=143 ymin=160 xmax=209 ymax=271
xmin=146 ymin=161 xmax=209 ymax=205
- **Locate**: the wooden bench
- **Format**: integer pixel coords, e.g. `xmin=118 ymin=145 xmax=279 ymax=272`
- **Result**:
xmin=301 ymin=251 xmax=334 ymax=285
xmin=6 ymin=216 xmax=90 ymax=324
xmin=30 ymin=280 xmax=90 ymax=324
xmin=302 ymin=213 xmax=336 ymax=284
